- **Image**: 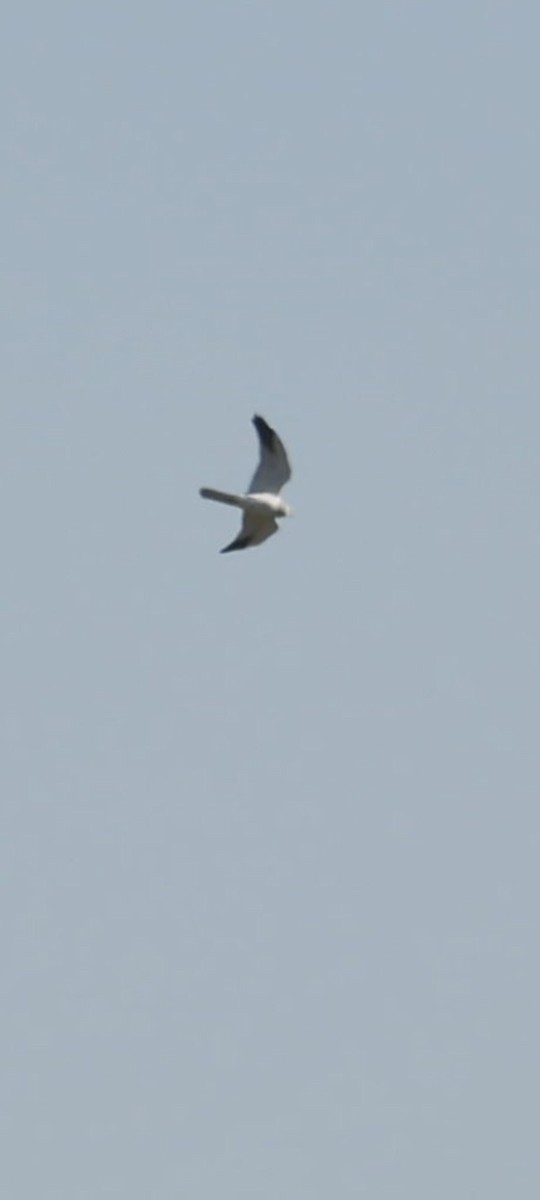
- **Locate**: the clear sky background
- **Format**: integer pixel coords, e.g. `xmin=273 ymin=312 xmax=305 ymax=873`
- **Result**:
xmin=3 ymin=2 xmax=540 ymax=1196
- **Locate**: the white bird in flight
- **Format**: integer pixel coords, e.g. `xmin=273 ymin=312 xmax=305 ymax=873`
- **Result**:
xmin=200 ymin=415 xmax=293 ymax=553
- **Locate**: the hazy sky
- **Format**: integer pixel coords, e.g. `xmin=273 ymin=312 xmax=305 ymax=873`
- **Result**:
xmin=3 ymin=3 xmax=540 ymax=1196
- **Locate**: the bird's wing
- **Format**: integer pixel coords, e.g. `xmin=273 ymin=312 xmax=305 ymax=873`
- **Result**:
xmin=247 ymin=416 xmax=291 ymax=495
xmin=221 ymin=509 xmax=278 ymax=554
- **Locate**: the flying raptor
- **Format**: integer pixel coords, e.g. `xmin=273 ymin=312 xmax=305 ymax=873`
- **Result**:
xmin=200 ymin=415 xmax=293 ymax=553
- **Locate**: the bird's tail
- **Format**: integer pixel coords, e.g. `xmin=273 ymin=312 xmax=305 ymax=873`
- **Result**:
xmin=199 ymin=488 xmax=247 ymax=509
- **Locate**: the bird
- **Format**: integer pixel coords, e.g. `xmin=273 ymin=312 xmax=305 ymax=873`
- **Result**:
xmin=200 ymin=415 xmax=293 ymax=553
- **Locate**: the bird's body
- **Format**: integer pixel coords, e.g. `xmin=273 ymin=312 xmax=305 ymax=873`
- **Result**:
xmin=200 ymin=416 xmax=293 ymax=553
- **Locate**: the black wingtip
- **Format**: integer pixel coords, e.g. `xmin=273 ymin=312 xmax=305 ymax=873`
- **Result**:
xmin=220 ymin=535 xmax=251 ymax=553
xmin=252 ymin=415 xmax=275 ymax=450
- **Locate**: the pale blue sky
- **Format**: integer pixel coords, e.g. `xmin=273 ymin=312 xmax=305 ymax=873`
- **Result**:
xmin=3 ymin=2 xmax=540 ymax=1196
